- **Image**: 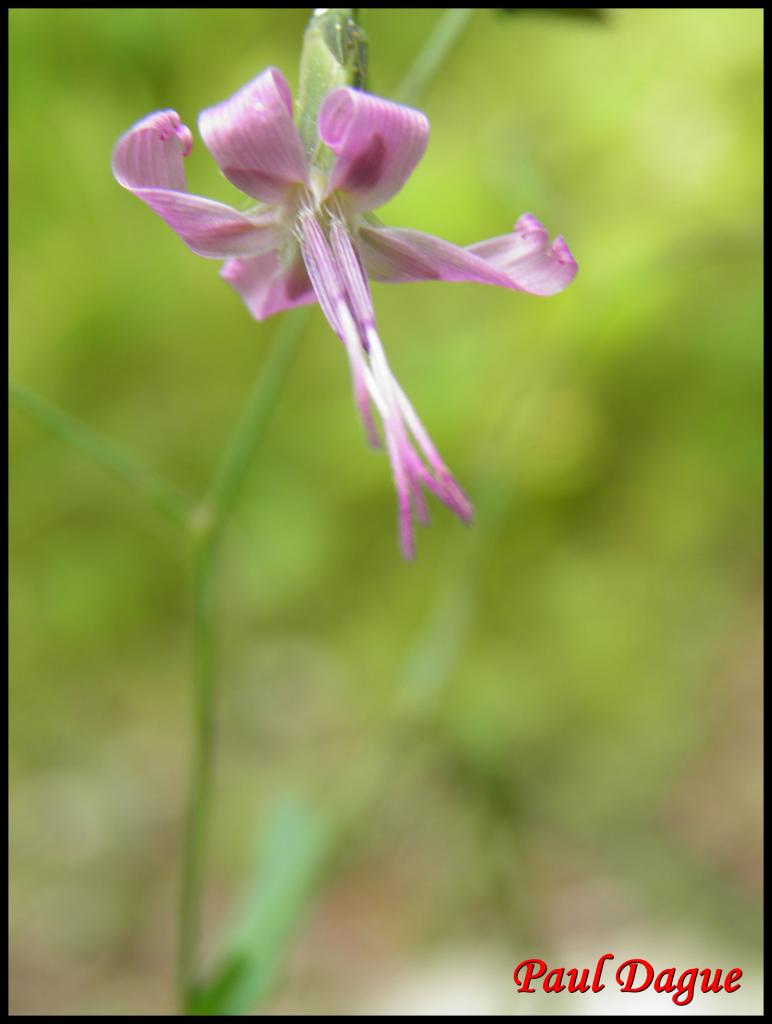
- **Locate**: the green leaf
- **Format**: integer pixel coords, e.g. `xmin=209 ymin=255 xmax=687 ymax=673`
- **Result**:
xmin=9 ymin=382 xmax=193 ymax=529
xmin=188 ymin=798 xmax=332 ymax=1016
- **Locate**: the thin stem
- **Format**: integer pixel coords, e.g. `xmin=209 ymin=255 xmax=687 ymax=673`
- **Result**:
xmin=177 ymin=307 xmax=308 ymax=1011
xmin=395 ymin=8 xmax=474 ymax=106
xmin=9 ymin=382 xmax=193 ymax=529
xmin=178 ymin=531 xmax=218 ymax=1010
xmin=206 ymin=309 xmax=310 ymax=529
xmin=177 ymin=4 xmax=474 ymax=1009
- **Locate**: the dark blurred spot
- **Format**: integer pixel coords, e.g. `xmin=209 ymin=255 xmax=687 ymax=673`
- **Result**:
xmin=342 ymin=132 xmax=386 ymax=192
xmin=498 ymin=8 xmax=609 ymax=24
xmin=285 ymin=259 xmax=313 ymax=301
xmin=224 ymin=167 xmax=284 ymax=197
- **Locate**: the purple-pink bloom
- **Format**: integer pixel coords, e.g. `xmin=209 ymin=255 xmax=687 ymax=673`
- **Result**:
xmin=113 ymin=68 xmax=577 ymax=558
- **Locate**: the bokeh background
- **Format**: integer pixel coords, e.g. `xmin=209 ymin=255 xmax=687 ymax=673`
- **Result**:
xmin=9 ymin=8 xmax=762 ymax=1015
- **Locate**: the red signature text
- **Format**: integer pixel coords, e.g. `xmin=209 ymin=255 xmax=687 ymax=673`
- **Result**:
xmin=513 ymin=955 xmax=742 ymax=1006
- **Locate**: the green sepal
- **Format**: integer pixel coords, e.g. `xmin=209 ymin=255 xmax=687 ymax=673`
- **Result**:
xmin=295 ymin=9 xmax=368 ymax=158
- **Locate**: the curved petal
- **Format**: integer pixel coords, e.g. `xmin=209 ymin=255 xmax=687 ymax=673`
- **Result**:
xmin=318 ymin=88 xmax=429 ymax=213
xmin=221 ymin=250 xmax=317 ymax=321
xmin=113 ymin=109 xmax=194 ymax=189
xmin=198 ymin=68 xmax=308 ymax=204
xmin=113 ymin=110 xmax=282 ymax=259
xmin=358 ymin=213 xmax=578 ymax=297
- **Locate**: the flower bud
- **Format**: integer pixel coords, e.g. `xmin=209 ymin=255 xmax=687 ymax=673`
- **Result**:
xmin=296 ymin=8 xmax=368 ymax=156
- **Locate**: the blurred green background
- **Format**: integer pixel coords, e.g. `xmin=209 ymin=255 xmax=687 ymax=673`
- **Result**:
xmin=9 ymin=7 xmax=762 ymax=1015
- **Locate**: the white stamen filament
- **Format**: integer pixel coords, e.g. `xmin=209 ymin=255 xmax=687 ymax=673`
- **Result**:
xmin=335 ymin=301 xmax=389 ymax=420
xmin=393 ymin=377 xmax=443 ymax=470
xmin=298 ymin=207 xmax=470 ymax=553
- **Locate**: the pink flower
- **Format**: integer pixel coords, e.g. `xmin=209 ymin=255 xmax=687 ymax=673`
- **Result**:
xmin=113 ymin=68 xmax=577 ymax=558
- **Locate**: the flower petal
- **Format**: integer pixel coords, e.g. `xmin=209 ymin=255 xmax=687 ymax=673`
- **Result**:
xmin=358 ymin=213 xmax=578 ymax=297
xmin=318 ymin=88 xmax=429 ymax=213
xmin=113 ymin=110 xmax=282 ymax=258
xmin=221 ymin=250 xmax=317 ymax=321
xmin=198 ymin=68 xmax=308 ymax=204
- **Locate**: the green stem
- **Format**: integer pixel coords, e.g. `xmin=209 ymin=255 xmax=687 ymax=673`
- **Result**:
xmin=9 ymin=382 xmax=193 ymax=528
xmin=396 ymin=8 xmax=474 ymax=106
xmin=177 ymin=4 xmax=475 ymax=1009
xmin=177 ymin=308 xmax=308 ymax=1011
xmin=179 ymin=531 xmax=219 ymax=1010
xmin=206 ymin=309 xmax=311 ymax=528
